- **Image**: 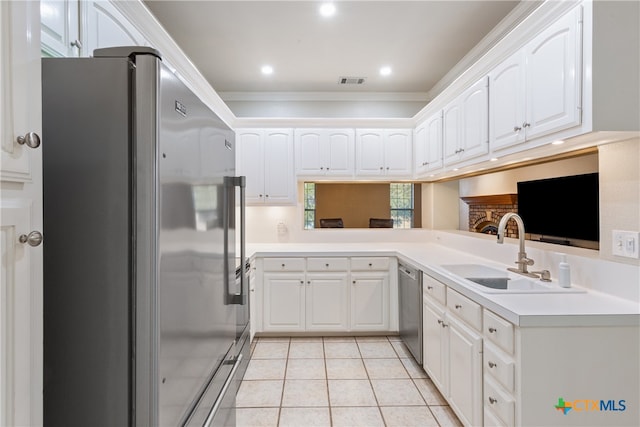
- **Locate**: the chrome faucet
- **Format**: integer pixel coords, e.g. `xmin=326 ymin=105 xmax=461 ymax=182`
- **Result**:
xmin=496 ymin=212 xmax=538 ymax=278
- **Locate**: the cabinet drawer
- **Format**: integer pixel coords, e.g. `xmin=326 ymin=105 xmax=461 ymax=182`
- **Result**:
xmin=423 ymin=274 xmax=446 ymax=306
xmin=484 ymin=377 xmax=515 ymax=427
xmin=307 ymin=257 xmax=349 ymax=271
xmin=351 ymin=257 xmax=390 ymax=271
xmin=484 ymin=342 xmax=515 ymax=392
xmin=484 ymin=309 xmax=515 ymax=355
xmin=484 ymin=404 xmax=508 ymax=427
xmin=263 ymin=258 xmax=306 ymax=272
xmin=446 ymin=288 xmax=482 ymax=331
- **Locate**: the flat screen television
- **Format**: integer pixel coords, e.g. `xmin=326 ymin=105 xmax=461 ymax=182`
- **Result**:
xmin=517 ymin=173 xmax=599 ymax=245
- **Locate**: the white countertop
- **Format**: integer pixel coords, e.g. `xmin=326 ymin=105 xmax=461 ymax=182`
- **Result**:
xmin=247 ymin=242 xmax=640 ymax=328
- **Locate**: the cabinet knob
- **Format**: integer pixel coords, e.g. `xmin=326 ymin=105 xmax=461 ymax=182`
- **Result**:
xmin=16 ymin=132 xmax=41 ymax=149
xmin=489 ymin=397 xmax=498 ymax=405
xmin=437 ymin=319 xmax=443 ymax=325
xmin=488 ymin=327 xmax=497 ymax=333
xmin=513 ymin=126 xmax=522 ymax=132
xmin=427 ymin=286 xmax=433 ymax=290
xmin=70 ymin=39 xmax=83 ymax=49
xmin=307 ymin=281 xmax=311 ymax=284
xmin=522 ymin=122 xmax=531 ymax=128
xmin=259 ymin=194 xmax=263 ymax=198
xmin=326 ymin=167 xmax=330 ymax=170
xmin=455 ymin=304 xmax=462 ymax=309
xmin=19 ymin=230 xmax=43 ymax=247
xmin=352 ymin=280 xmax=356 ymax=284
xmin=488 ymin=361 xmax=497 ymax=368
xmin=320 ymin=167 xmax=324 ymax=170
xmin=368 ymin=263 xmax=373 ymax=267
xmin=325 ymin=263 xmax=329 ymax=267
xmin=379 ymin=167 xmax=383 ymax=170
xmin=281 ymin=263 xmax=285 ymax=268
xmin=386 ymin=167 xmax=389 ymax=170
xmin=265 ymin=194 xmax=269 ymax=198
xmin=300 ymin=280 xmax=304 ymax=284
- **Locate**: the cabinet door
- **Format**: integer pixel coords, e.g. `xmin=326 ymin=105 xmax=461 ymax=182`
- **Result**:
xmin=325 ymin=129 xmax=354 ymax=176
xmin=525 ymin=6 xmax=582 ymax=140
xmin=448 ymin=315 xmax=483 ymax=427
xmin=305 ymin=274 xmax=349 ymax=331
xmin=263 ymin=129 xmax=295 ymax=204
xmin=236 ymin=130 xmax=265 ymax=204
xmin=383 ymin=129 xmax=412 ymax=176
xmin=442 ymin=100 xmax=461 ymax=165
xmin=425 ymin=113 xmax=444 ymax=171
xmin=423 ymin=299 xmax=446 ymax=393
xmin=84 ymin=0 xmax=147 ymax=56
xmin=355 ymin=129 xmax=385 ymax=176
xmin=263 ymin=273 xmax=305 ymax=332
xmin=40 ymin=0 xmax=80 ymax=57
xmin=350 ymin=272 xmax=389 ymax=331
xmin=413 ymin=122 xmax=428 ymax=175
xmin=490 ymin=50 xmax=526 ymax=151
xmin=295 ymin=129 xmax=324 ymax=175
xmin=460 ymin=77 xmax=489 ymax=161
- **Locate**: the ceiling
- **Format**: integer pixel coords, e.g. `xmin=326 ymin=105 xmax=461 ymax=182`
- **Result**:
xmin=143 ymin=0 xmax=523 ymax=103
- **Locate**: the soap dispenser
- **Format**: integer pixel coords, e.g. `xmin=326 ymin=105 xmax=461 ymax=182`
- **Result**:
xmin=558 ymin=254 xmax=571 ymax=288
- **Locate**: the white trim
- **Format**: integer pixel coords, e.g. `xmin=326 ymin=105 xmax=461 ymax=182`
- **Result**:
xmin=234 ymin=117 xmax=415 ymax=129
xmin=219 ymin=91 xmax=430 ymax=102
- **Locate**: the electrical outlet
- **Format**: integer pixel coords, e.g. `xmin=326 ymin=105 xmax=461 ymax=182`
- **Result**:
xmin=612 ymin=230 xmax=640 ymax=259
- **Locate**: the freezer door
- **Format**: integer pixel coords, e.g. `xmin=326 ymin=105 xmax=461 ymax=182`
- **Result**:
xmin=156 ymin=63 xmax=237 ymax=426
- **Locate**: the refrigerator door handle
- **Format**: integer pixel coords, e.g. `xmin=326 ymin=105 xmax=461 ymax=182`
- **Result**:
xmin=224 ymin=176 xmax=246 ymax=305
xmin=203 ymin=353 xmax=243 ymax=427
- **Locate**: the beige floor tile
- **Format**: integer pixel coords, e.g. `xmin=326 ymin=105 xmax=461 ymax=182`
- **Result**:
xmin=390 ymin=341 xmax=413 ymax=358
xmin=243 ymin=359 xmax=287 ymax=380
xmin=236 ymin=380 xmax=283 ymax=408
xmin=331 ymin=407 xmax=385 ymax=427
xmin=430 ymin=405 xmax=463 ymax=426
xmin=355 ymin=336 xmax=389 ymax=342
xmin=289 ymin=336 xmax=324 ymax=342
xmin=324 ymin=342 xmax=361 ymax=358
xmin=371 ymin=379 xmax=425 ymax=406
xmin=328 ymin=380 xmax=378 ymax=407
xmin=288 ymin=341 xmax=324 ymax=359
xmin=400 ymin=357 xmax=428 ymax=379
xmin=236 ymin=408 xmax=280 ymax=427
xmin=414 ymin=378 xmax=447 ymax=405
xmin=363 ymin=358 xmax=410 ymax=379
xmin=380 ymin=406 xmax=439 ymax=427
xmin=357 ymin=341 xmax=397 ymax=358
xmin=325 ymin=358 xmax=368 ymax=380
xmin=281 ymin=379 xmax=328 ymax=407
xmin=322 ymin=336 xmax=356 ymax=342
xmin=286 ymin=358 xmax=326 ymax=380
xmin=252 ymin=342 xmax=289 ymax=359
xmin=278 ymin=407 xmax=331 ymax=427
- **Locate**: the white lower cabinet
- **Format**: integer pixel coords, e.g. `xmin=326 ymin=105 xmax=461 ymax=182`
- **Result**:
xmin=258 ymin=256 xmax=395 ymax=333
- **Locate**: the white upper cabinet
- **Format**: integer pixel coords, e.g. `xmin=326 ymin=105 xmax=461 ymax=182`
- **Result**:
xmin=355 ymin=129 xmax=412 ymax=177
xmin=295 ymin=128 xmax=354 ymax=177
xmin=40 ymin=0 xmax=81 ymax=57
xmin=414 ymin=112 xmax=443 ymax=176
xmin=444 ymin=77 xmax=489 ymax=166
xmin=525 ymin=6 xmax=582 ymax=140
xmin=490 ymin=6 xmax=582 ymax=151
xmin=237 ymin=129 xmax=295 ymax=205
xmin=84 ymin=0 xmax=147 ymax=56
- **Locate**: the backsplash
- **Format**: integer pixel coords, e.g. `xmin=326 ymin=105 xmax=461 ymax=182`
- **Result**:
xmin=461 ymin=194 xmax=518 ymax=238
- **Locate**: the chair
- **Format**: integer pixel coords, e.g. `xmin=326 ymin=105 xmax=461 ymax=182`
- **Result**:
xmin=319 ymin=218 xmax=344 ymax=228
xmin=369 ymin=218 xmax=393 ymax=228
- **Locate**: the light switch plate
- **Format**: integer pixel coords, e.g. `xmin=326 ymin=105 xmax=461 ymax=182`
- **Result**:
xmin=612 ymin=230 xmax=640 ymax=259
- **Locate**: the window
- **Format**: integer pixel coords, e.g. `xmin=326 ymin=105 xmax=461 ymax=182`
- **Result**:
xmin=304 ymin=182 xmax=316 ymax=229
xmin=390 ymin=183 xmax=414 ymax=229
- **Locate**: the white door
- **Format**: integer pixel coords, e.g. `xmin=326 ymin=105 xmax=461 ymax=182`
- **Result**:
xmin=355 ymin=129 xmax=384 ymax=176
xmin=305 ymin=274 xmax=349 ymax=331
xmin=263 ymin=273 xmax=305 ymax=332
xmin=383 ymin=129 xmax=412 ymax=176
xmin=422 ymin=300 xmax=446 ymax=393
xmin=0 ymin=2 xmax=43 ymax=425
xmin=83 ymin=0 xmax=147 ymax=56
xmin=442 ymin=100 xmax=461 ymax=165
xmin=525 ymin=5 xmax=582 ymax=140
xmin=424 ymin=112 xmax=443 ymax=171
xmin=447 ymin=315 xmax=483 ymax=427
xmin=295 ymin=129 xmax=324 ymax=175
xmin=40 ymin=0 xmax=80 ymax=57
xmin=263 ymin=129 xmax=294 ymax=204
xmin=350 ymin=272 xmax=389 ymax=331
xmin=490 ymin=50 xmax=526 ymax=151
xmin=460 ymin=77 xmax=489 ymax=161
xmin=325 ymin=129 xmax=354 ymax=176
xmin=236 ymin=130 xmax=265 ymax=204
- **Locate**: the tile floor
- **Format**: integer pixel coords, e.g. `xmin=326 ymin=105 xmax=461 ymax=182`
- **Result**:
xmin=236 ymin=336 xmax=463 ymax=427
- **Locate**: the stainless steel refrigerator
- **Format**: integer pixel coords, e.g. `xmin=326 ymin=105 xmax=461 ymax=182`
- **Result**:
xmin=42 ymin=47 xmax=249 ymax=427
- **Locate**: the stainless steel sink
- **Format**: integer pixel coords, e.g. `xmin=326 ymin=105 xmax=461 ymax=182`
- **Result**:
xmin=440 ymin=264 xmax=585 ymax=294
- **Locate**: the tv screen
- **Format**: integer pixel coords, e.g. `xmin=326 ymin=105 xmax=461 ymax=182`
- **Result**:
xmin=517 ymin=173 xmax=599 ymax=243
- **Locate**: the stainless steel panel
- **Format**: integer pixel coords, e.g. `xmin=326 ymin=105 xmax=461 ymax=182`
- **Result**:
xmin=399 ymin=263 xmax=423 ymax=364
xmin=157 ymin=63 xmax=237 ymax=426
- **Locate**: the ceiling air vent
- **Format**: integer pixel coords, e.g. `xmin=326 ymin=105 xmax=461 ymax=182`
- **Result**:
xmin=339 ymin=76 xmax=366 ymax=85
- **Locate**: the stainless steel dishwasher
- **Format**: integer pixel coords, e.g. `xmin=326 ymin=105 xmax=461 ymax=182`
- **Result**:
xmin=399 ymin=262 xmax=423 ymax=364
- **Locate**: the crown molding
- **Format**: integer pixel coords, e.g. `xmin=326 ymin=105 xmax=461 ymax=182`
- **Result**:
xmin=234 ymin=117 xmax=415 ymax=129
xmin=219 ymin=91 xmax=430 ymax=102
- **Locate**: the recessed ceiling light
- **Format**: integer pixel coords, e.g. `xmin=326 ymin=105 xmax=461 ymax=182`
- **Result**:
xmin=380 ymin=66 xmax=392 ymax=76
xmin=453 ymin=168 xmax=459 ymax=171
xmin=261 ymin=65 xmax=273 ymax=75
xmin=552 ymin=140 xmax=565 ymax=145
xmin=490 ymin=157 xmax=499 ymax=162
xmin=319 ymin=3 xmax=336 ymax=17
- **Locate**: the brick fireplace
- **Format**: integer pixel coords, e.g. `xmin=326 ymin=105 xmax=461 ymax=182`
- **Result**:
xmin=461 ymin=194 xmax=519 ymax=238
